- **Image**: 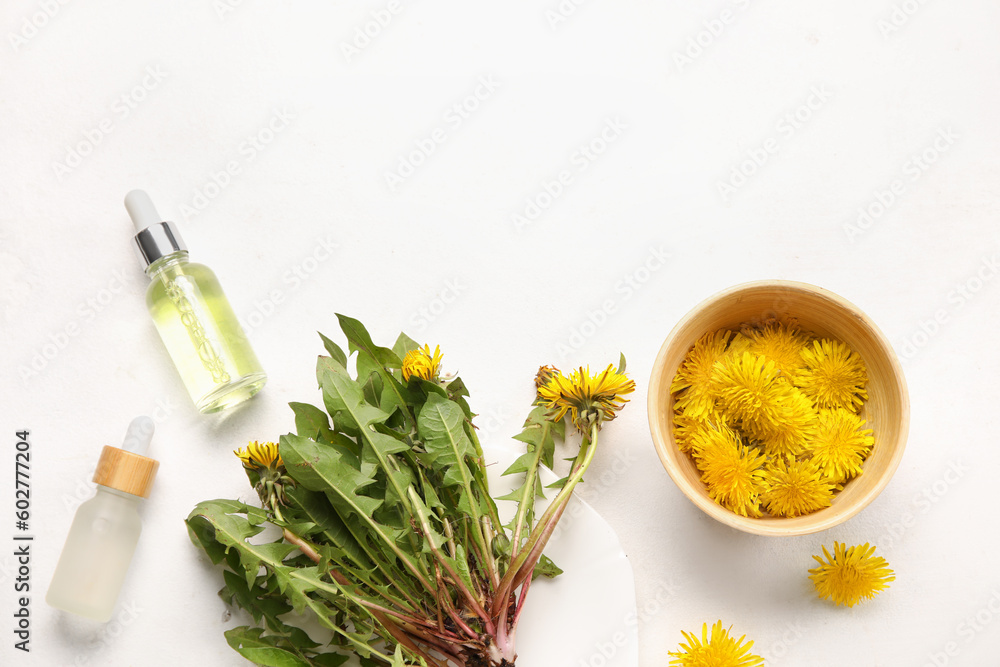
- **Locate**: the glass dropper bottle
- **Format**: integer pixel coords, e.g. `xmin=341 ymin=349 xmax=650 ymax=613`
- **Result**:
xmin=46 ymin=416 xmax=159 ymax=622
xmin=126 ymin=190 xmax=266 ymax=413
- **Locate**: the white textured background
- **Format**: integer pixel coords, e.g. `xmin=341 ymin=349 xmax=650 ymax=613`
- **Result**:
xmin=2 ymin=1 xmax=999 ymax=665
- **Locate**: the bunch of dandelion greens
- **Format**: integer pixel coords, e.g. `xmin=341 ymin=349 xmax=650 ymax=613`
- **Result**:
xmin=186 ymin=315 xmax=634 ymax=667
xmin=671 ymin=318 xmax=874 ymax=518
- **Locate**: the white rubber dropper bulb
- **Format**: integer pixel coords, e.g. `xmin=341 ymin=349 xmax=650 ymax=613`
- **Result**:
xmin=121 ymin=415 xmax=155 ymax=456
xmin=124 ymin=190 xmax=162 ymax=233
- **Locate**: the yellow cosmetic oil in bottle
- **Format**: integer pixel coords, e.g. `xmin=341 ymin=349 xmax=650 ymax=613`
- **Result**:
xmin=125 ymin=190 xmax=266 ymax=413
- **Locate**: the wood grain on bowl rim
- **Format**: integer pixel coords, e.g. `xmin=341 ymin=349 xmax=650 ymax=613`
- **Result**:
xmin=647 ymin=280 xmax=910 ymax=536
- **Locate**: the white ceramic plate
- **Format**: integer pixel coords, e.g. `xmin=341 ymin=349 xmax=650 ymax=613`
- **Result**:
xmin=484 ymin=445 xmax=638 ymax=667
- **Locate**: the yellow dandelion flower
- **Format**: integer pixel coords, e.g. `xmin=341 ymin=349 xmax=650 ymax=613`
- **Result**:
xmin=674 ymin=411 xmax=729 ymax=455
xmin=744 ymin=321 xmax=812 ymax=374
xmin=761 ymin=458 xmax=835 ymax=517
xmin=674 ymin=412 xmax=709 ymax=455
xmin=402 ymin=344 xmax=443 ymax=382
xmin=795 ymin=339 xmax=868 ymax=412
xmin=672 ymin=330 xmax=738 ymax=421
xmin=697 ymin=435 xmax=767 ymax=518
xmin=538 ymin=364 xmax=635 ymax=431
xmin=809 ymin=542 xmax=894 ymax=607
xmin=234 ymin=441 xmax=282 ymax=470
xmin=710 ymin=352 xmax=792 ymax=434
xmin=809 ymin=408 xmax=875 ymax=483
xmin=235 ymin=441 xmax=293 ymax=518
xmin=747 ymin=386 xmax=818 ymax=459
xmin=688 ymin=421 xmax=743 ymax=463
xmin=668 ymin=620 xmax=764 ymax=667
xmin=534 ymin=364 xmax=560 ymax=391
xmin=727 ymin=331 xmax=752 ymax=358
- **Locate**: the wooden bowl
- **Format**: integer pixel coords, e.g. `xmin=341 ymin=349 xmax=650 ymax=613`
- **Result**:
xmin=647 ymin=281 xmax=910 ymax=536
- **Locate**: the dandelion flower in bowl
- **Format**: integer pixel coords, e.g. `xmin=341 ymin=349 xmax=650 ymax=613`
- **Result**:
xmin=695 ymin=430 xmax=767 ymax=518
xmin=795 ymin=338 xmax=868 ymax=411
xmin=761 ymin=458 xmax=835 ymax=518
xmin=810 ymin=408 xmax=875 ymax=483
xmin=743 ymin=320 xmax=811 ymax=374
xmin=709 ymin=352 xmax=790 ymax=433
xmin=747 ymin=386 xmax=817 ymax=459
xmin=672 ymin=330 xmax=739 ymax=420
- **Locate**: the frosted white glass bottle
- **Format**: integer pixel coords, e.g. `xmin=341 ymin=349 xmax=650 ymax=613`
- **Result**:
xmin=46 ymin=417 xmax=159 ymax=622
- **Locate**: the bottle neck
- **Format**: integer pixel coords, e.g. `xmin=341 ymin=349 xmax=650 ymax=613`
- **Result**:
xmin=96 ymin=485 xmax=144 ymax=502
xmin=145 ymin=250 xmax=189 ymax=278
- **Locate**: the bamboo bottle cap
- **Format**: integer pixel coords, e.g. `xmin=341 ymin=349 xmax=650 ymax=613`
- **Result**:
xmin=93 ymin=445 xmax=159 ymax=498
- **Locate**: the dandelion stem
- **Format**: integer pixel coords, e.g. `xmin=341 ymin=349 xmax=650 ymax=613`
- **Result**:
xmin=408 ymin=487 xmax=495 ymax=635
xmin=492 ymin=423 xmax=599 ymax=617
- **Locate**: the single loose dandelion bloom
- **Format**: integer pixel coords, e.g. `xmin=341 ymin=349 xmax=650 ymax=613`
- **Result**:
xmin=809 ymin=408 xmax=875 ymax=483
xmin=234 ymin=441 xmax=283 ymax=470
xmin=672 ymin=330 xmax=738 ymax=421
xmin=668 ymin=620 xmax=764 ymax=667
xmin=761 ymin=458 xmax=835 ymax=517
xmin=809 ymin=542 xmax=894 ymax=607
xmin=402 ymin=344 xmax=443 ymax=382
xmin=710 ymin=352 xmax=791 ymax=434
xmin=538 ymin=364 xmax=635 ymax=431
xmin=795 ymin=339 xmax=868 ymax=412
xmin=743 ymin=321 xmax=812 ymax=374
xmin=697 ymin=436 xmax=767 ymax=518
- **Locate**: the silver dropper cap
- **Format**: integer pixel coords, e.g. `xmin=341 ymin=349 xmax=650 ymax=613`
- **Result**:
xmin=125 ymin=190 xmax=188 ymax=268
